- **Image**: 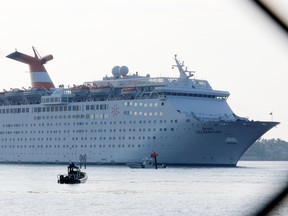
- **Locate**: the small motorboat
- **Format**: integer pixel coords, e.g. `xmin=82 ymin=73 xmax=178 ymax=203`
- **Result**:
xmin=127 ymin=157 xmax=166 ymax=169
xmin=57 ymin=163 xmax=88 ymax=184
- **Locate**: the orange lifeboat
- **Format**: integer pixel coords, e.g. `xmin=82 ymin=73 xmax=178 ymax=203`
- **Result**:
xmin=121 ymin=87 xmax=137 ymax=95
xmin=90 ymin=85 xmax=112 ymax=95
xmin=71 ymin=85 xmax=90 ymax=96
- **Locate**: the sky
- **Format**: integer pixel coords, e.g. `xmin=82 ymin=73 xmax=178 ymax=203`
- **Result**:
xmin=0 ymin=0 xmax=287 ymax=141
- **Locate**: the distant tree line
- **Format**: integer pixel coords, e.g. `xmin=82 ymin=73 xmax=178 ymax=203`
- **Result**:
xmin=241 ymin=138 xmax=288 ymax=161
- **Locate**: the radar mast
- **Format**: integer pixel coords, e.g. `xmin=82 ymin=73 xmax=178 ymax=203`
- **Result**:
xmin=172 ymin=54 xmax=195 ymax=79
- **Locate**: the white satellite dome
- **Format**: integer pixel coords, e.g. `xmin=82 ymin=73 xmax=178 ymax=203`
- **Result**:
xmin=112 ymin=66 xmax=121 ymax=78
xmin=120 ymin=66 xmax=129 ymax=77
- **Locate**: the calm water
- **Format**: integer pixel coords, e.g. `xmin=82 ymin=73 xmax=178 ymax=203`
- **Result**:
xmin=0 ymin=161 xmax=287 ymax=216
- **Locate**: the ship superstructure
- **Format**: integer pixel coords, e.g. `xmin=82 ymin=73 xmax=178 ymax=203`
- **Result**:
xmin=0 ymin=49 xmax=279 ymax=166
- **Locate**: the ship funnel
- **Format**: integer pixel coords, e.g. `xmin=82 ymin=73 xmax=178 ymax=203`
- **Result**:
xmin=6 ymin=47 xmax=55 ymax=89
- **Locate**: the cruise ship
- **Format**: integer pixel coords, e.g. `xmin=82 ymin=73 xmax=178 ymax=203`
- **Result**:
xmin=0 ymin=48 xmax=279 ymax=166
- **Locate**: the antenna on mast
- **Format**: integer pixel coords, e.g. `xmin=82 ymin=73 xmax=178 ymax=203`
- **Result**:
xmin=172 ymin=54 xmax=195 ymax=78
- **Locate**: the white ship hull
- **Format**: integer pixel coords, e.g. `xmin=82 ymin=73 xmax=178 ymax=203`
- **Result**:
xmin=0 ymin=50 xmax=278 ymax=166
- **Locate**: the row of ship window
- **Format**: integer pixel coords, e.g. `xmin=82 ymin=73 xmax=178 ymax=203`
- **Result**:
xmin=1 ymin=136 xmax=157 ymax=142
xmin=124 ymin=102 xmax=160 ymax=107
xmin=0 ymin=101 xmax=162 ymax=114
xmin=31 ymin=111 xmax=164 ymax=120
xmin=0 ymin=131 xmax=183 ymax=142
xmin=123 ymin=111 xmax=163 ymax=116
xmin=0 ymin=127 xmax=173 ymax=135
xmin=0 ymin=104 xmax=109 ymax=114
xmin=0 ymin=143 xmax=153 ymax=149
xmin=1 ymin=134 xmax=183 ymax=143
xmin=163 ymin=92 xmax=227 ymax=99
xmin=2 ymin=119 xmax=178 ymax=128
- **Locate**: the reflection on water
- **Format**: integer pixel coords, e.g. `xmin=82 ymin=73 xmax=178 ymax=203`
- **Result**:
xmin=0 ymin=161 xmax=287 ymax=216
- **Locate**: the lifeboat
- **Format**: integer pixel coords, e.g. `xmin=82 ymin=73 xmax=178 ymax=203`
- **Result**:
xmin=121 ymin=87 xmax=137 ymax=95
xmin=71 ymin=85 xmax=90 ymax=96
xmin=23 ymin=87 xmax=46 ymax=98
xmin=90 ymin=85 xmax=112 ymax=95
xmin=5 ymin=88 xmax=24 ymax=99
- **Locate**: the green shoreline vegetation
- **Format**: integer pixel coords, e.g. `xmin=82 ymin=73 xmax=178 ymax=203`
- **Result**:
xmin=241 ymin=138 xmax=288 ymax=161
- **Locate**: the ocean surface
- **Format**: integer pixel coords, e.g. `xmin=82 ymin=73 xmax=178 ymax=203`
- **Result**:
xmin=0 ymin=161 xmax=287 ymax=216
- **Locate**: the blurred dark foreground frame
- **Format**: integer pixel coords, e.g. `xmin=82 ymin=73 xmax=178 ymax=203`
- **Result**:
xmin=251 ymin=0 xmax=288 ymax=215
